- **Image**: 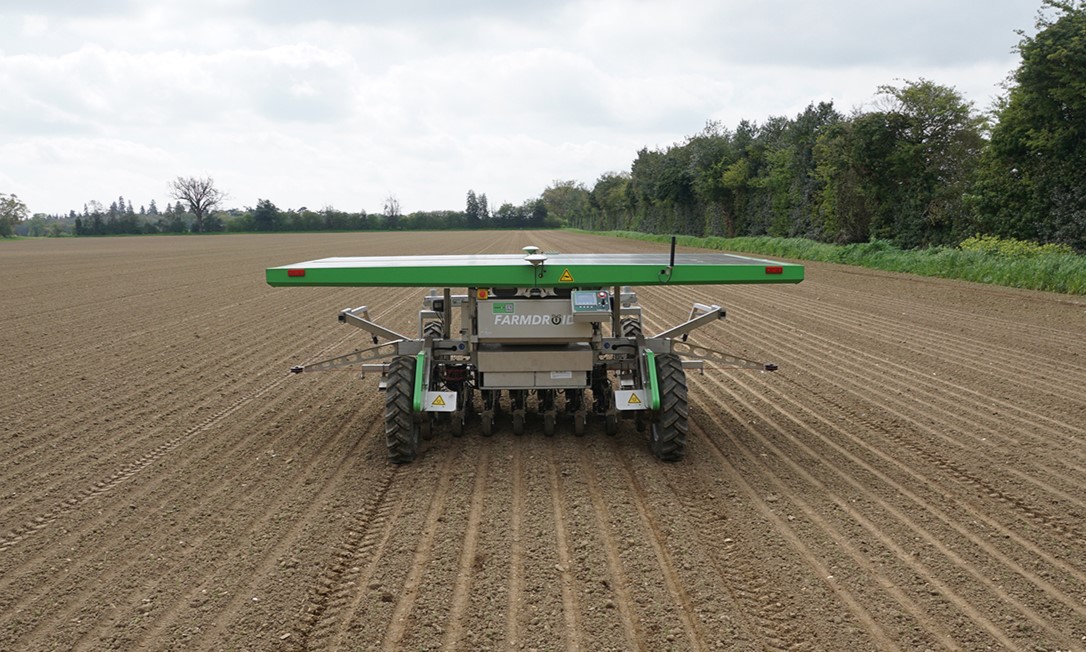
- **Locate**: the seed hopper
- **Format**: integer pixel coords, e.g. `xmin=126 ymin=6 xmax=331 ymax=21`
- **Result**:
xmin=266 ymin=241 xmax=804 ymax=463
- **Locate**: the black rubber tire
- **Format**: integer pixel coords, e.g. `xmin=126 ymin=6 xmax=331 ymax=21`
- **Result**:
xmin=385 ymin=356 xmax=419 ymax=464
xmin=605 ymin=412 xmax=619 ymax=436
xmin=541 ymin=390 xmax=556 ymax=436
xmin=543 ymin=411 xmax=556 ymax=436
xmin=480 ymin=390 xmax=498 ymax=437
xmin=423 ymin=321 xmax=442 ymax=339
xmin=649 ymin=353 xmax=688 ymax=462
xmin=511 ymin=390 xmax=527 ymax=436
xmin=620 ymin=318 xmax=642 ymax=339
xmin=450 ymin=388 xmax=470 ymax=437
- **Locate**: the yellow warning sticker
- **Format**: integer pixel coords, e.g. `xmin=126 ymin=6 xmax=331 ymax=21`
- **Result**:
xmin=558 ymin=268 xmax=574 ymax=282
xmin=627 ymin=393 xmax=642 ymax=405
xmin=431 ymin=395 xmax=446 ymax=407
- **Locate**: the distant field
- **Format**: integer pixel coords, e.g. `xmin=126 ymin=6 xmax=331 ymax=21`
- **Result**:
xmin=2 ymin=231 xmax=1085 ymax=650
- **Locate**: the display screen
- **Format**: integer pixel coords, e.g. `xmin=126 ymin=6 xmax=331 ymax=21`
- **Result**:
xmin=571 ymin=290 xmax=608 ymax=310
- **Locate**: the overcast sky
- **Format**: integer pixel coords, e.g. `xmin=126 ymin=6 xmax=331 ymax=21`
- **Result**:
xmin=1 ymin=0 xmax=1042 ymax=216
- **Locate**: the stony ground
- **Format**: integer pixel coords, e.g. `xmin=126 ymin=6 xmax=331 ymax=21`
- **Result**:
xmin=2 ymin=231 xmax=1085 ymax=651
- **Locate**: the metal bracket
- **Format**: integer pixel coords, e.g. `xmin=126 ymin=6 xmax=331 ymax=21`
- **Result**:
xmin=422 ymin=289 xmax=469 ymax=309
xmin=339 ymin=306 xmax=410 ymax=342
xmin=671 ymin=340 xmax=777 ymax=371
xmin=652 ymin=303 xmax=726 ymax=341
xmin=291 ymin=340 xmax=402 ymax=374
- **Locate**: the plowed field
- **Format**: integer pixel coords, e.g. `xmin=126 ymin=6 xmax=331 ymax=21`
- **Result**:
xmin=3 ymin=231 xmax=1086 ymax=651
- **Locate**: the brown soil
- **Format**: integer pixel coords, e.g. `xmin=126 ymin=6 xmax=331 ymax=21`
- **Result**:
xmin=2 ymin=231 xmax=1085 ymax=651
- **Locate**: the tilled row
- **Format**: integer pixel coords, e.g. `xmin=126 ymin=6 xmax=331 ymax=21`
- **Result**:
xmin=3 ymin=231 xmax=1085 ymax=651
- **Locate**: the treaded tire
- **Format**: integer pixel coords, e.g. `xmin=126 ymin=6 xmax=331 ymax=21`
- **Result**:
xmin=605 ymin=412 xmax=619 ymax=436
xmin=543 ymin=411 xmax=556 ymax=436
xmin=649 ymin=352 xmax=688 ymax=462
xmin=423 ymin=321 xmax=442 ymax=339
xmin=385 ymin=356 xmax=419 ymax=464
xmin=620 ymin=318 xmax=642 ymax=338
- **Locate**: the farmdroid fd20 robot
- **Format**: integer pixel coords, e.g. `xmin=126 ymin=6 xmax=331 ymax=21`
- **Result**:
xmin=267 ymin=241 xmax=803 ymax=463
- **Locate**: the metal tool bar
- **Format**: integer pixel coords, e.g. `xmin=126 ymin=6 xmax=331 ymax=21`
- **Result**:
xmin=291 ymin=341 xmax=402 ymax=373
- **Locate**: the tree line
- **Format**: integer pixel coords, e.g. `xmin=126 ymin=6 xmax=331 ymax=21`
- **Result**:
xmin=8 ymin=2 xmax=1083 ymax=250
xmin=20 ymin=186 xmax=557 ymax=237
xmin=555 ymin=1 xmax=1084 ymax=251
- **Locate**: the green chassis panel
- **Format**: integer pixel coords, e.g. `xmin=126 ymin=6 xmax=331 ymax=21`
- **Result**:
xmin=266 ymin=253 xmax=803 ymax=288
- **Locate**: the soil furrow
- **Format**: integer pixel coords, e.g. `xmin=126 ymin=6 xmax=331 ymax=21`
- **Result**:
xmin=0 ymin=288 xmax=345 ymax=493
xmin=296 ymin=469 xmax=410 ymax=651
xmin=439 ymin=446 xmax=490 ymax=651
xmin=651 ymin=436 xmax=817 ymax=652
xmin=695 ymin=377 xmax=1078 ymax=650
xmin=726 ymin=281 xmax=1086 ymax=388
xmin=545 ymin=442 xmax=584 ymax=651
xmin=686 ymin=419 xmax=899 ymax=647
xmin=504 ymin=438 xmax=527 ymax=649
xmin=612 ymin=446 xmax=707 ymax=651
xmin=656 ymin=283 xmax=1086 ymax=452
xmin=720 ymin=313 xmax=1086 ymax=533
xmin=751 ymin=370 xmax=1086 ymax=587
xmin=0 ymin=376 xmax=370 ymax=648
xmin=576 ymin=447 xmax=646 ymax=650
xmin=0 ymin=372 xmax=291 ymax=556
xmin=7 ymin=231 xmax=1086 ymax=651
xmin=647 ymin=286 xmax=1086 ymax=512
xmin=380 ymin=448 xmax=458 ymax=650
xmin=157 ymin=400 xmax=388 ymax=651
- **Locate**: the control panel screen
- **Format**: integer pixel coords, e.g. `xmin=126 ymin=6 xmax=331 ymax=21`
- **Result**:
xmin=570 ymin=290 xmax=610 ymax=316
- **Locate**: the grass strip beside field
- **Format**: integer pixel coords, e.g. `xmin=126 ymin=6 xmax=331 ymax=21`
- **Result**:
xmin=575 ymin=231 xmax=1086 ymax=296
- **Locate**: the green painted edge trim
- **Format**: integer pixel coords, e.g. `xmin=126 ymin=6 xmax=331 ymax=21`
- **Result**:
xmin=644 ymin=349 xmax=660 ymax=411
xmin=266 ymin=261 xmax=803 ymax=288
xmin=413 ymin=351 xmax=425 ymax=413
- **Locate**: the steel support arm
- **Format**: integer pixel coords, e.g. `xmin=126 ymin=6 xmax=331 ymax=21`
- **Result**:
xmin=339 ymin=306 xmax=410 ymax=342
xmin=291 ymin=341 xmax=402 ymax=373
xmin=670 ymin=340 xmax=777 ymax=371
xmin=652 ymin=303 xmax=725 ymax=341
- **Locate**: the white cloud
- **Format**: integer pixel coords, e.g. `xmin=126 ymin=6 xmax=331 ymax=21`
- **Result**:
xmin=0 ymin=0 xmax=1042 ymax=215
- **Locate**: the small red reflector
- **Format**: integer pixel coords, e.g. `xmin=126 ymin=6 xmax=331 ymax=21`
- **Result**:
xmin=287 ymin=269 xmax=306 ymax=277
xmin=477 ymin=289 xmax=489 ymax=300
xmin=765 ymin=266 xmax=784 ymax=275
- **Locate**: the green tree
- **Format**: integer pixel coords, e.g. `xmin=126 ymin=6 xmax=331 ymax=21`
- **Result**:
xmin=527 ymin=198 xmax=548 ymax=228
xmin=685 ymin=122 xmax=740 ymax=237
xmin=977 ymin=0 xmax=1086 ymax=249
xmin=465 ymin=190 xmax=480 ymax=228
xmin=813 ymin=81 xmax=983 ymax=246
xmin=541 ymin=180 xmax=590 ymax=227
xmin=493 ymin=202 xmax=519 ymax=228
xmin=0 ymin=193 xmax=29 ymax=237
xmin=477 ymin=193 xmax=489 ymax=224
xmin=589 ymin=172 xmax=631 ymax=231
xmin=383 ymin=194 xmax=402 ymax=230
xmin=25 ymin=214 xmax=48 ymax=237
xmin=170 ymin=176 xmax=226 ymax=233
xmin=763 ymin=102 xmax=842 ymax=238
xmin=252 ymin=198 xmax=281 ymax=231
xmin=814 ymin=111 xmax=901 ymax=243
xmin=874 ymin=79 xmax=986 ymax=246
